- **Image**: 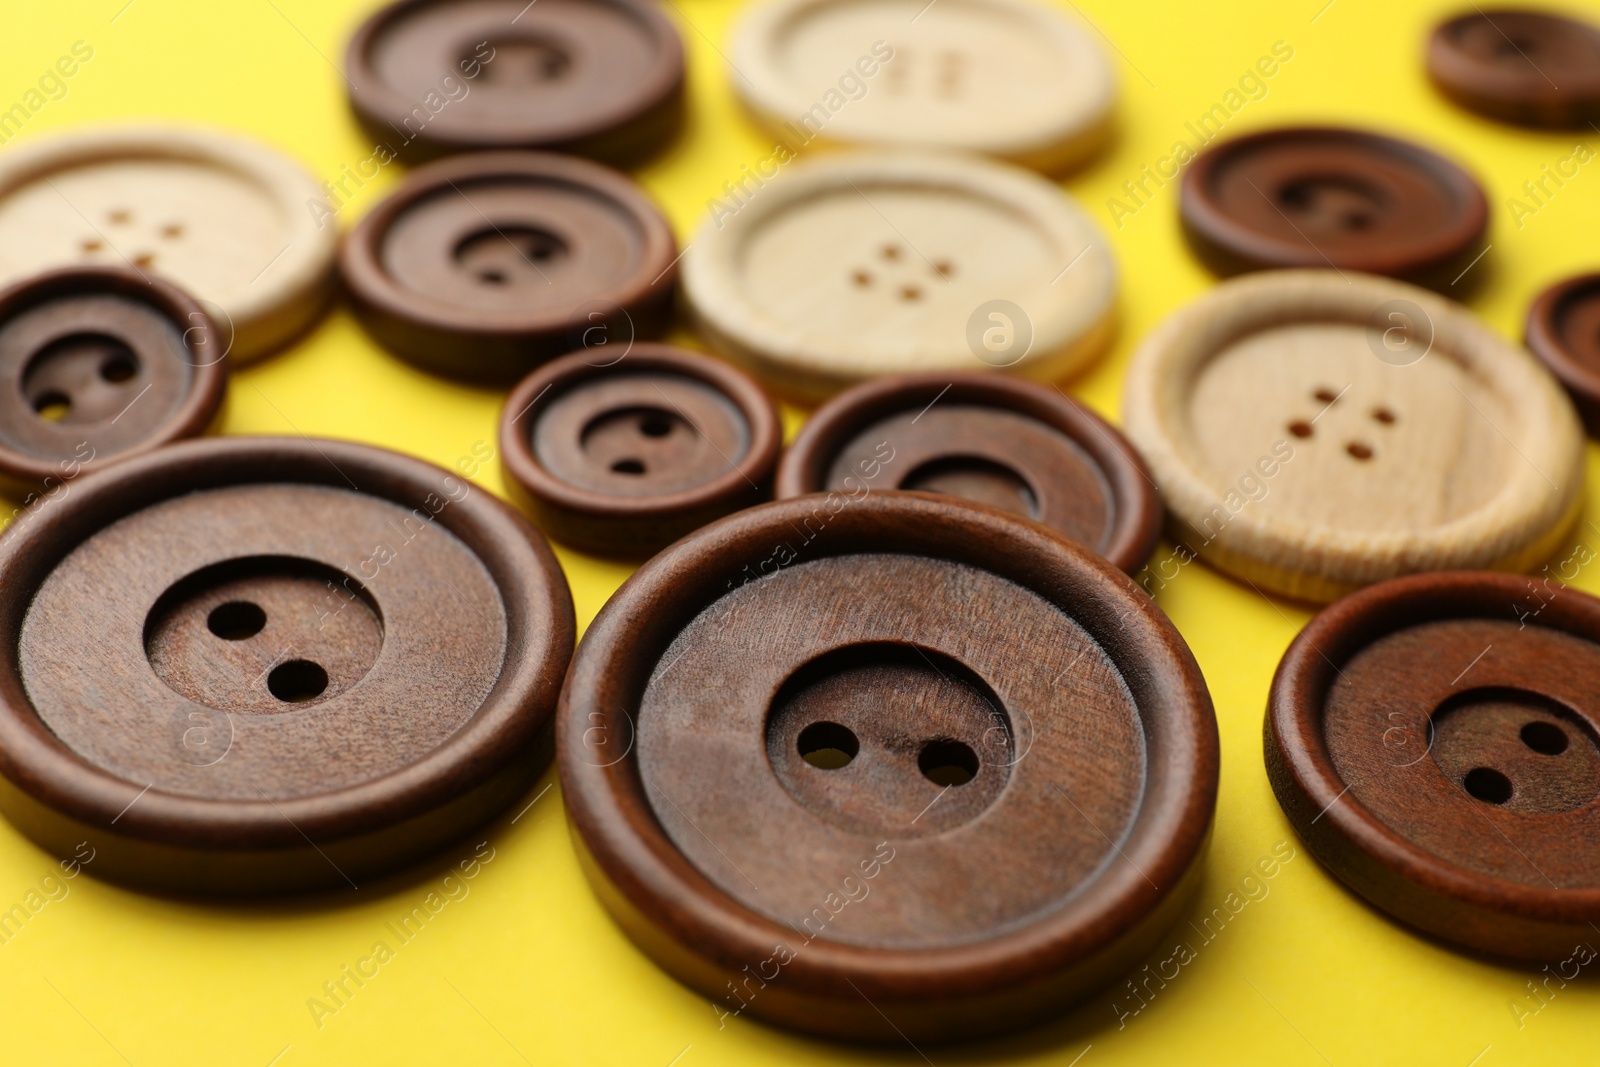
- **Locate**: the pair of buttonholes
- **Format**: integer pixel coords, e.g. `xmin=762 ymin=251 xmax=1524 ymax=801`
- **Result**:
xmin=850 ymin=243 xmax=954 ymax=302
xmin=608 ymin=411 xmax=674 ymax=476
xmin=205 ymin=600 xmax=328 ymax=704
xmin=884 ymin=49 xmax=968 ymax=99
xmin=796 ymin=720 xmax=980 ymax=787
xmin=31 ymin=339 xmax=141 ymax=422
xmin=1285 ymin=385 xmax=1396 ymax=461
xmin=1462 ymin=720 xmax=1570 ymax=804
xmin=79 ymin=208 xmax=183 ymax=268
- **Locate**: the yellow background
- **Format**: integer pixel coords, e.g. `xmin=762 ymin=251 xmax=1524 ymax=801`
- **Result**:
xmin=3 ymin=0 xmax=1600 ymax=1063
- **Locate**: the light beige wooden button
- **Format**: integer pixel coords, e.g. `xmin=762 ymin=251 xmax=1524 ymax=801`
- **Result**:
xmin=1122 ymin=271 xmax=1585 ymax=603
xmin=0 ymin=125 xmax=338 ymax=362
xmin=729 ymin=0 xmax=1114 ymax=173
xmin=681 ymin=150 xmax=1116 ymax=402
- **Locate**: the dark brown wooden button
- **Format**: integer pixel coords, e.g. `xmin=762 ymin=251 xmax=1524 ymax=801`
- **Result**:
xmin=345 ymin=0 xmax=684 ymax=165
xmin=776 ymin=372 xmax=1160 ymax=573
xmin=1526 ymin=272 xmax=1600 ymax=436
xmin=559 ymin=493 xmax=1217 ymax=1040
xmin=500 ymin=345 xmax=781 ymax=556
xmin=1267 ymin=571 xmax=1600 ymax=959
xmin=0 ymin=437 xmax=574 ymax=895
xmin=1180 ymin=127 xmax=1489 ymax=290
xmin=340 ymin=151 xmax=677 ymax=382
xmin=1427 ymin=9 xmax=1600 ymax=128
xmin=0 ymin=266 xmax=224 ymax=499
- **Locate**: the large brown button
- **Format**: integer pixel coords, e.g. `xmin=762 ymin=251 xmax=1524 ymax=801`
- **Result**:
xmin=0 ymin=437 xmax=574 ymax=895
xmin=1427 ymin=9 xmax=1600 ymax=128
xmin=1180 ymin=127 xmax=1489 ymax=290
xmin=1267 ymin=571 xmax=1600 ymax=959
xmin=559 ymin=493 xmax=1217 ymax=1040
xmin=0 ymin=125 xmax=338 ymax=362
xmin=1526 ymin=272 xmax=1600 ymax=436
xmin=0 ymin=266 xmax=224 ymax=498
xmin=345 ymin=0 xmax=685 ymax=165
xmin=776 ymin=371 xmax=1160 ymax=573
xmin=1122 ymin=270 xmax=1584 ymax=603
xmin=499 ymin=345 xmax=781 ymax=556
xmin=341 ymin=151 xmax=677 ymax=382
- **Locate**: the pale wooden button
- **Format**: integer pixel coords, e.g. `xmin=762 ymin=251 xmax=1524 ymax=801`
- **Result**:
xmin=0 ymin=125 xmax=338 ymax=362
xmin=681 ymin=150 xmax=1116 ymax=402
xmin=1122 ymin=271 xmax=1584 ymax=603
xmin=729 ymin=0 xmax=1114 ymax=173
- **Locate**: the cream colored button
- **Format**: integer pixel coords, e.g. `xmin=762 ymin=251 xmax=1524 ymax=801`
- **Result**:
xmin=0 ymin=125 xmax=337 ymax=362
xmin=682 ymin=150 xmax=1116 ymax=402
xmin=729 ymin=0 xmax=1115 ymax=173
xmin=1122 ymin=271 xmax=1585 ymax=603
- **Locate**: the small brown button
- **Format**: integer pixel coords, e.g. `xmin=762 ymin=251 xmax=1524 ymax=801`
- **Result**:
xmin=341 ymin=151 xmax=677 ymax=381
xmin=345 ymin=0 xmax=685 ymax=165
xmin=1123 ymin=271 xmax=1584 ymax=603
xmin=0 ymin=437 xmax=574 ymax=895
xmin=776 ymin=371 xmax=1160 ymax=573
xmin=0 ymin=266 xmax=224 ymax=498
xmin=1427 ymin=9 xmax=1600 ymax=128
xmin=1526 ymin=272 xmax=1600 ymax=436
xmin=1180 ymin=127 xmax=1489 ymax=290
xmin=500 ymin=345 xmax=781 ymax=556
xmin=1268 ymin=571 xmax=1600 ymax=959
xmin=559 ymin=493 xmax=1217 ymax=1040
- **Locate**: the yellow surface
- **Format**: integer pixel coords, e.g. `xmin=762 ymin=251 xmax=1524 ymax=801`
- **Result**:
xmin=3 ymin=1 xmax=1600 ymax=1064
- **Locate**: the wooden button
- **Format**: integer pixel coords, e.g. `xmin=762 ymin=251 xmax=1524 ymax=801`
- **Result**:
xmin=559 ymin=493 xmax=1217 ymax=1040
xmin=0 ymin=125 xmax=337 ymax=362
xmin=0 ymin=437 xmax=574 ymax=895
xmin=1122 ymin=271 xmax=1584 ymax=603
xmin=346 ymin=0 xmax=684 ymax=165
xmin=1268 ymin=571 xmax=1600 ymax=959
xmin=776 ymin=371 xmax=1160 ymax=572
xmin=500 ymin=345 xmax=781 ymax=556
xmin=342 ymin=152 xmax=677 ymax=382
xmin=729 ymin=0 xmax=1114 ymax=173
xmin=1526 ymin=272 xmax=1600 ymax=436
xmin=0 ymin=266 xmax=224 ymax=498
xmin=1427 ymin=9 xmax=1600 ymax=128
xmin=682 ymin=151 xmax=1116 ymax=402
xmin=1180 ymin=127 xmax=1489 ymax=290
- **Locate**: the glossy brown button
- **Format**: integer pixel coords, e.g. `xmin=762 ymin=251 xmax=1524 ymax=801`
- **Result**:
xmin=1526 ymin=272 xmax=1600 ymax=436
xmin=1180 ymin=127 xmax=1489 ymax=290
xmin=0 ymin=437 xmax=574 ymax=895
xmin=560 ymin=493 xmax=1217 ymax=1040
xmin=345 ymin=0 xmax=684 ymax=165
xmin=341 ymin=152 xmax=677 ymax=382
xmin=1268 ymin=571 xmax=1600 ymax=960
xmin=0 ymin=266 xmax=224 ymax=499
xmin=776 ymin=371 xmax=1160 ymax=573
xmin=500 ymin=345 xmax=781 ymax=557
xmin=1427 ymin=9 xmax=1600 ymax=128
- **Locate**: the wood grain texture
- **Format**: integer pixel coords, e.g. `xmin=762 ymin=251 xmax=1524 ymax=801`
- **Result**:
xmin=1427 ymin=9 xmax=1600 ymax=129
xmin=345 ymin=0 xmax=685 ymax=166
xmin=1525 ymin=271 xmax=1600 ymax=437
xmin=729 ymin=0 xmax=1115 ymax=173
xmin=1266 ymin=571 xmax=1600 ymax=960
xmin=500 ymin=345 xmax=780 ymax=556
xmin=0 ymin=266 xmax=225 ymax=496
xmin=1179 ymin=128 xmax=1489 ymax=291
xmin=558 ymin=492 xmax=1217 ymax=1040
xmin=775 ymin=370 xmax=1160 ymax=572
xmin=341 ymin=151 xmax=677 ymax=382
xmin=0 ymin=124 xmax=337 ymax=362
xmin=1122 ymin=270 xmax=1585 ymax=603
xmin=681 ymin=150 xmax=1117 ymax=403
xmin=0 ymin=437 xmax=574 ymax=895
